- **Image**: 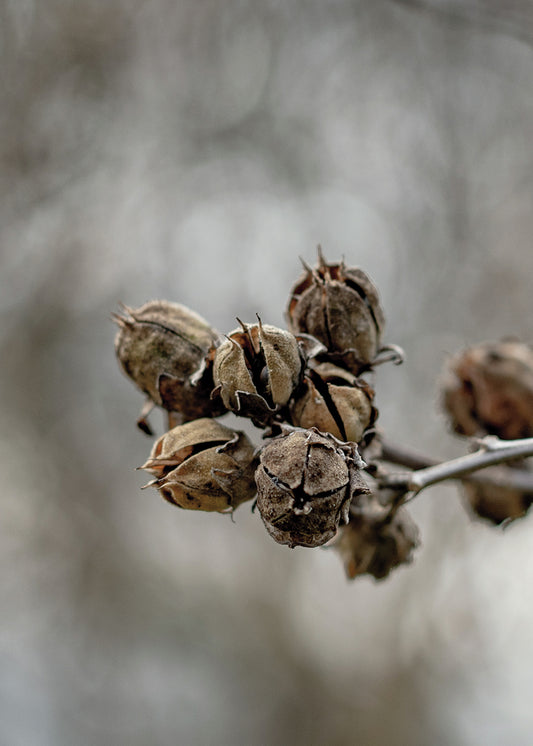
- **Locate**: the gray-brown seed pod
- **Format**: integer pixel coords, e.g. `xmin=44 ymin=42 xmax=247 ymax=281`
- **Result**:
xmin=286 ymin=248 xmax=385 ymax=374
xmin=255 ymin=427 xmax=369 ymax=548
xmin=141 ymin=418 xmax=258 ymax=512
xmin=212 ymin=318 xmax=305 ymax=426
xmin=442 ymin=340 xmax=533 ymax=440
xmin=461 ymin=475 xmax=533 ymax=526
xmin=114 ymin=300 xmax=225 ymax=433
xmin=289 ymin=362 xmax=376 ymax=444
xmin=335 ymin=495 xmax=420 ymax=580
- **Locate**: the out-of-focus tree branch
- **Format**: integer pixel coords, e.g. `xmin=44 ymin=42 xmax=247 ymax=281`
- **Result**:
xmin=388 ymin=0 xmax=533 ymax=46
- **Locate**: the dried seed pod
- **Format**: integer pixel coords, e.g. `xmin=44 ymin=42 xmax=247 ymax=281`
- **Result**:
xmin=212 ymin=318 xmax=304 ymax=426
xmin=114 ymin=300 xmax=225 ymax=433
xmin=461 ymin=476 xmax=533 ymax=526
xmin=335 ymin=496 xmax=419 ymax=580
xmin=141 ymin=418 xmax=258 ymax=512
xmin=255 ymin=427 xmax=369 ymax=548
xmin=290 ymin=362 xmax=376 ymax=443
xmin=286 ymin=248 xmax=385 ymax=373
xmin=442 ymin=340 xmax=533 ymax=440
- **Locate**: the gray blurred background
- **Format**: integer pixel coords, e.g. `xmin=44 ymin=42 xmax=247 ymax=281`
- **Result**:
xmin=3 ymin=1 xmax=533 ymax=744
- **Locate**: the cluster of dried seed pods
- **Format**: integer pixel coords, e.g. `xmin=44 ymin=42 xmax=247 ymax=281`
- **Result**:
xmin=114 ymin=250 xmax=419 ymax=581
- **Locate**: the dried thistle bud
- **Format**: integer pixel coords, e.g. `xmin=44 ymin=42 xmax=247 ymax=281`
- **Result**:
xmin=141 ymin=418 xmax=258 ymax=512
xmin=286 ymin=248 xmax=385 ymax=373
xmin=212 ymin=318 xmax=304 ymax=426
xmin=114 ymin=300 xmax=225 ymax=432
xmin=461 ymin=476 xmax=533 ymax=526
xmin=442 ymin=340 xmax=533 ymax=440
xmin=290 ymin=362 xmax=376 ymax=444
xmin=255 ymin=427 xmax=369 ymax=548
xmin=335 ymin=496 xmax=419 ymax=580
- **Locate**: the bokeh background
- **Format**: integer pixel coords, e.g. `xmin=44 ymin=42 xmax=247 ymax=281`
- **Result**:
xmin=3 ymin=1 xmax=533 ymax=744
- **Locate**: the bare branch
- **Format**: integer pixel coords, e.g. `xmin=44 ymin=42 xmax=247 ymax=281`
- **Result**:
xmin=379 ymin=437 xmax=533 ymax=494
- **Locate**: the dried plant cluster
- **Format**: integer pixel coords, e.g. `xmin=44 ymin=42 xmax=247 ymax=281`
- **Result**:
xmin=114 ymin=251 xmax=533 ymax=582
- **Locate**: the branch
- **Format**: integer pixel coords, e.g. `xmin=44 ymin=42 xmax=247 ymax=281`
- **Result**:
xmin=379 ymin=436 xmax=533 ymax=494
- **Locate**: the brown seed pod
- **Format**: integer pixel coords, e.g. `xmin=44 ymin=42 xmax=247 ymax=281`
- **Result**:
xmin=141 ymin=418 xmax=258 ymax=512
xmin=212 ymin=318 xmax=305 ymax=426
xmin=114 ymin=300 xmax=225 ymax=433
xmin=335 ymin=496 xmax=419 ymax=580
xmin=461 ymin=474 xmax=533 ymax=526
xmin=286 ymin=248 xmax=385 ymax=373
xmin=255 ymin=427 xmax=369 ymax=548
xmin=289 ymin=362 xmax=376 ymax=444
xmin=442 ymin=340 xmax=533 ymax=440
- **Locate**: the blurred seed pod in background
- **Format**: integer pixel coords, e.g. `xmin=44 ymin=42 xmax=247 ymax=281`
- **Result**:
xmin=335 ymin=495 xmax=420 ymax=581
xmin=442 ymin=340 xmax=533 ymax=439
xmin=460 ymin=469 xmax=533 ymax=525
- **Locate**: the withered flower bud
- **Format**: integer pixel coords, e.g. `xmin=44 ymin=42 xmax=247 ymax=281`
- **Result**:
xmin=442 ymin=340 xmax=533 ymax=440
xmin=461 ymin=476 xmax=533 ymax=526
xmin=335 ymin=496 xmax=419 ymax=580
xmin=286 ymin=248 xmax=385 ymax=373
xmin=141 ymin=418 xmax=258 ymax=512
xmin=255 ymin=427 xmax=369 ymax=548
xmin=290 ymin=362 xmax=376 ymax=444
xmin=114 ymin=300 xmax=225 ymax=433
xmin=212 ymin=318 xmax=304 ymax=426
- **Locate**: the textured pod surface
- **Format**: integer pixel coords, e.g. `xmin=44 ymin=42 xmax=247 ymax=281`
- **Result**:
xmin=213 ymin=319 xmax=304 ymax=425
xmin=286 ymin=250 xmax=385 ymax=372
xmin=442 ymin=340 xmax=533 ymax=439
xmin=335 ymin=497 xmax=419 ymax=580
xmin=114 ymin=300 xmax=225 ymax=425
xmin=290 ymin=362 xmax=375 ymax=443
xmin=461 ymin=476 xmax=533 ymax=525
xmin=255 ymin=428 xmax=369 ymax=548
xmin=141 ymin=418 xmax=258 ymax=512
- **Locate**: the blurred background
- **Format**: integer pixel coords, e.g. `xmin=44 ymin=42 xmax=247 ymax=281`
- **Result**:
xmin=3 ymin=1 xmax=533 ymax=744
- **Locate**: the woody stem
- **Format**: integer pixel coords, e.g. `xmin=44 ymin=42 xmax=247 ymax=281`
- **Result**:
xmin=379 ymin=436 xmax=533 ymax=494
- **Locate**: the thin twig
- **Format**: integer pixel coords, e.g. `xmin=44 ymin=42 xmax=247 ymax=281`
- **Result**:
xmin=379 ymin=437 xmax=533 ymax=494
